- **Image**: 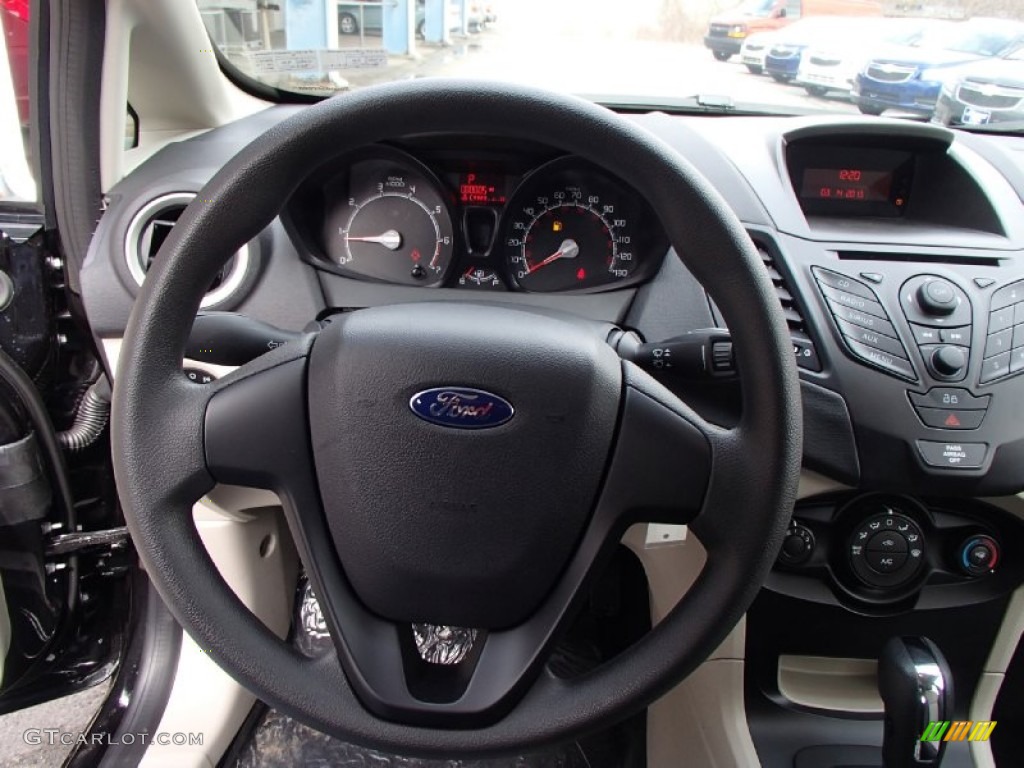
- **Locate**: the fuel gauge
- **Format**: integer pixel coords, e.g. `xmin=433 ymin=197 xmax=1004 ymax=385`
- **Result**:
xmin=457 ymin=267 xmax=505 ymax=291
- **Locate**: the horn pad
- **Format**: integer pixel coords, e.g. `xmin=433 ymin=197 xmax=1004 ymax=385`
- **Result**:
xmin=307 ymin=303 xmax=622 ymax=629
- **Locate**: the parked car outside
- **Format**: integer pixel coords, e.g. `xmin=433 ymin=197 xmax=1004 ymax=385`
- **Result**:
xmin=854 ymin=17 xmax=1024 ymax=117
xmin=932 ymin=45 xmax=1024 ymax=127
xmin=796 ymin=16 xmax=935 ymax=97
xmin=338 ymin=1 xmax=385 ymax=35
xmin=764 ymin=16 xmax=866 ymax=83
xmin=471 ymin=1 xmax=497 ymax=25
xmin=704 ymin=0 xmax=883 ymax=62
xmin=741 ymin=30 xmax=777 ymax=74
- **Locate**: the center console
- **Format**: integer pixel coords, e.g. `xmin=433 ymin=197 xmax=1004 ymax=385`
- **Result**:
xmin=734 ymin=121 xmax=1024 ymax=768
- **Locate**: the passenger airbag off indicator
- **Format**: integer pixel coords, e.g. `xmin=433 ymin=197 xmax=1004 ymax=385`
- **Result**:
xmin=916 ymin=440 xmax=988 ymax=470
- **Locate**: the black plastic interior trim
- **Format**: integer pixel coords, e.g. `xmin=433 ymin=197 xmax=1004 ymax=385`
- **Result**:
xmin=91 ymin=577 xmax=182 ymax=768
xmin=991 ymin=631 xmax=1024 ymax=766
xmin=47 ymin=0 xmax=105 ymax=295
xmin=30 ymin=0 xmax=52 ymax=226
xmin=836 ymin=251 xmax=1003 ymax=266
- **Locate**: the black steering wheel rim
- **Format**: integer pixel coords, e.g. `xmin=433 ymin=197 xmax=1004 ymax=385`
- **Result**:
xmin=112 ymin=79 xmax=802 ymax=757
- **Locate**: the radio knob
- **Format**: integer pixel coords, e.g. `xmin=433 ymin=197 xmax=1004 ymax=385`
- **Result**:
xmin=929 ymin=345 xmax=966 ymax=378
xmin=917 ymin=279 xmax=957 ymax=316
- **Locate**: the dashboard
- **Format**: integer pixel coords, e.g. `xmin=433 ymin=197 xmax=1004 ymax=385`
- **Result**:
xmin=81 ymin=110 xmax=1024 ymax=502
xmin=285 ymin=144 xmax=667 ymax=294
xmin=79 ymin=102 xmax=1024 ymax=767
xmin=82 ymin=107 xmax=1024 ymax=577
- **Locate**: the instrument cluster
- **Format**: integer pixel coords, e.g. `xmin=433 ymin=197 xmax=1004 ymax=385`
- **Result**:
xmin=285 ymin=145 xmax=668 ymax=293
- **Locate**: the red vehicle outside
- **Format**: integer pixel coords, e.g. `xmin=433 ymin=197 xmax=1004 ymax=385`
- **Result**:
xmin=2 ymin=0 xmax=30 ymax=126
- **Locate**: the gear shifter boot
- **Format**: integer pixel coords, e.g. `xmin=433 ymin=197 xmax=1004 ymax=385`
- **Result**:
xmin=878 ymin=636 xmax=953 ymax=768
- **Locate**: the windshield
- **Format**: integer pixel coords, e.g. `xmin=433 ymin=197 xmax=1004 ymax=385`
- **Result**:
xmin=738 ymin=0 xmax=779 ymax=18
xmin=911 ymin=19 xmax=1024 ymax=56
xmin=196 ymin=0 xmax=1024 ymax=131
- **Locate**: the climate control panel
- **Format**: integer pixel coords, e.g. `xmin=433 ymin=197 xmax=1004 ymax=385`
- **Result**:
xmin=848 ymin=511 xmax=924 ymax=589
xmin=770 ymin=494 xmax=1021 ymax=614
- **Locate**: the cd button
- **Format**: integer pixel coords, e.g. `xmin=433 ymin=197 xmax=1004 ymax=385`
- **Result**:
xmin=813 ymin=268 xmax=879 ymax=300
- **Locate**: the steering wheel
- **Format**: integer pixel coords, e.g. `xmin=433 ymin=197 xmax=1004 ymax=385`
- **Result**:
xmin=112 ymin=80 xmax=801 ymax=757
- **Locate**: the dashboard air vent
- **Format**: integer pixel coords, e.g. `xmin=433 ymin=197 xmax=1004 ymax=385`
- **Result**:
xmin=756 ymin=242 xmax=806 ymax=334
xmin=125 ymin=192 xmax=250 ymax=308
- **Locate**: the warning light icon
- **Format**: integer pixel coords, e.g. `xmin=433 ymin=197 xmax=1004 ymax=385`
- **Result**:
xmin=944 ymin=413 xmax=961 ymax=427
xmin=410 ymin=249 xmax=421 ymax=263
xmin=552 ymin=221 xmax=563 ymax=233
xmin=576 ymin=268 xmax=586 ymax=281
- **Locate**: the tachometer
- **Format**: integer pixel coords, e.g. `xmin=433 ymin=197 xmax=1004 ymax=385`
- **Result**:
xmin=500 ymin=161 xmax=642 ymax=292
xmin=322 ymin=153 xmax=454 ymax=286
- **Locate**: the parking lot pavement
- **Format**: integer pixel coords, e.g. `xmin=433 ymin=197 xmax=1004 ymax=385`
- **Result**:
xmin=0 ymin=682 xmax=110 ymax=768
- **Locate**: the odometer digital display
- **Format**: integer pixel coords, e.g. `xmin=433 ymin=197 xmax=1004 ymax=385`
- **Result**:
xmin=457 ymin=172 xmax=507 ymax=205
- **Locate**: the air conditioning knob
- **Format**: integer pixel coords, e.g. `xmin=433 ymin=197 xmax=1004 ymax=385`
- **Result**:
xmin=917 ymin=279 xmax=957 ymax=316
xmin=929 ymin=345 xmax=966 ymax=378
xmin=959 ymin=535 xmax=999 ymax=576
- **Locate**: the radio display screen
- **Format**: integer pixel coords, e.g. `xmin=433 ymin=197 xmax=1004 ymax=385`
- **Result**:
xmin=789 ymin=146 xmax=914 ymax=218
xmin=800 ymin=168 xmax=897 ymax=204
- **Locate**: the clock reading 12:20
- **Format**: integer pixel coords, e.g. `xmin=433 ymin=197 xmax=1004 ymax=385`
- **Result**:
xmin=801 ymin=168 xmax=899 ymax=204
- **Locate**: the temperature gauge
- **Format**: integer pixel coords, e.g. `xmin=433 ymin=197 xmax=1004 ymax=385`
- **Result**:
xmin=457 ymin=267 xmax=505 ymax=291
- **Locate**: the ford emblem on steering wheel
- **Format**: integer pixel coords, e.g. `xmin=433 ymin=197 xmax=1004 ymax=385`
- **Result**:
xmin=409 ymin=387 xmax=514 ymax=429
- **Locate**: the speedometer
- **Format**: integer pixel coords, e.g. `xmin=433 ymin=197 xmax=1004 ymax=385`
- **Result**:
xmin=500 ymin=160 xmax=645 ymax=292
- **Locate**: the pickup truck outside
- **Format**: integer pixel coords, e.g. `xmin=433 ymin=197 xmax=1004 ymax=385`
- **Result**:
xmin=704 ymin=0 xmax=882 ymax=61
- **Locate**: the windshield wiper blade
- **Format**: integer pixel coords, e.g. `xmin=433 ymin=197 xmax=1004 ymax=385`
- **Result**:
xmin=694 ymin=93 xmax=736 ymax=111
xmin=579 ymin=92 xmax=829 ymax=117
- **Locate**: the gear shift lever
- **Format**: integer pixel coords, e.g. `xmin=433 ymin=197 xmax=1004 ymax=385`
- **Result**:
xmin=878 ymin=637 xmax=953 ymax=768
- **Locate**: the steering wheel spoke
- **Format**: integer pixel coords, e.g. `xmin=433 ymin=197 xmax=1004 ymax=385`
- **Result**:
xmin=597 ymin=362 xmax=720 ymax=528
xmin=203 ymin=336 xmax=315 ymax=489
